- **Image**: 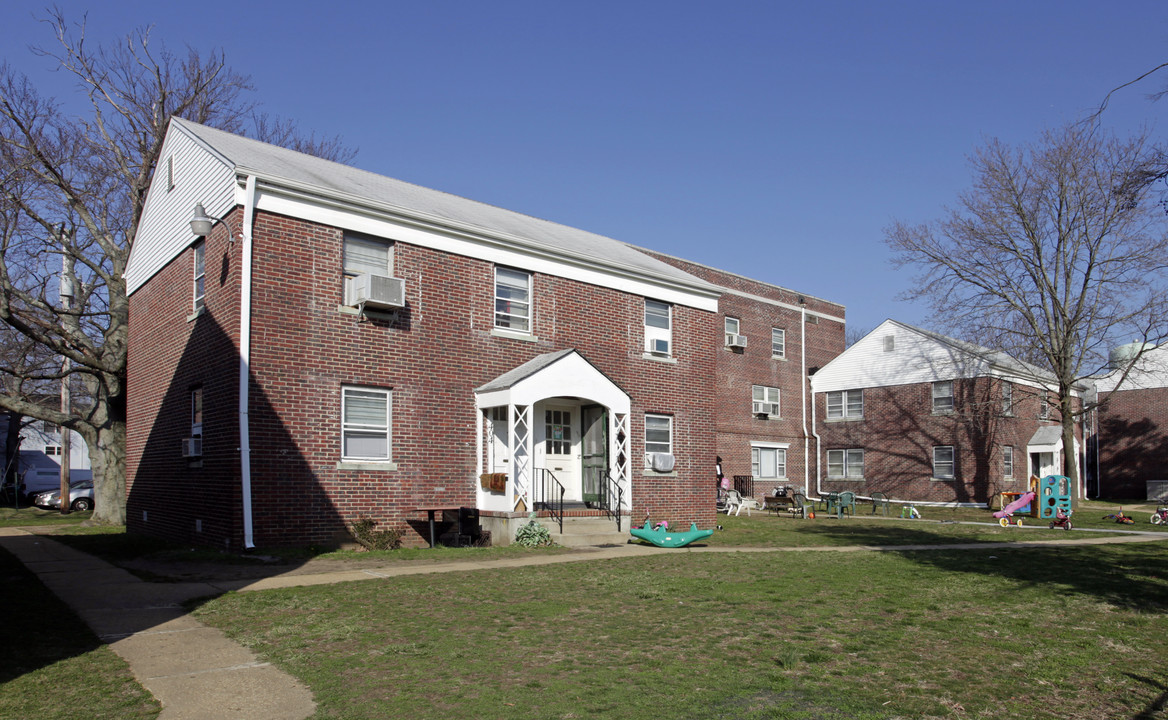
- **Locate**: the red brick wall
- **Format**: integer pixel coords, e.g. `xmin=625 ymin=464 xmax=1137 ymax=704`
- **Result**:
xmin=814 ymin=377 xmax=1081 ymax=504
xmin=634 ymin=250 xmax=846 ymax=497
xmin=1096 ymin=387 xmax=1168 ymax=498
xmin=129 ymin=209 xmax=717 ymax=548
xmin=127 ymin=210 xmax=244 ymax=546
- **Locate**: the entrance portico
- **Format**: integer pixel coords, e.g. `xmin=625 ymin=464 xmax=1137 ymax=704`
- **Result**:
xmin=474 ymin=349 xmax=631 ymax=515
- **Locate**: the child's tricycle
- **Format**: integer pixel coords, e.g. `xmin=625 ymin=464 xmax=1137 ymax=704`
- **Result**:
xmin=1047 ymin=507 xmax=1073 ymax=531
xmin=1150 ymin=507 xmax=1168 ymax=525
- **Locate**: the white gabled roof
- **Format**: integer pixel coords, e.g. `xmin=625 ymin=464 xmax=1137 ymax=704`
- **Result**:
xmin=128 ymin=118 xmax=719 ymax=308
xmin=811 ymin=319 xmax=1070 ymax=393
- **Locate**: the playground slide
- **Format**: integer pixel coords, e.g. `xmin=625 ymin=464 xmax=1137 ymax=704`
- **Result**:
xmin=993 ymin=491 xmax=1036 ymax=519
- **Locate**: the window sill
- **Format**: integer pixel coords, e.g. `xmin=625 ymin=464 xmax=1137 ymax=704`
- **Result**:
xmin=824 ymin=416 xmax=863 ymax=423
xmin=826 ymin=477 xmax=864 ymax=482
xmin=772 ymin=355 xmax=787 ymax=361
xmin=932 ymin=409 xmax=954 ymax=416
xmin=641 ymin=353 xmax=678 ymax=364
xmin=187 ymin=306 xmax=206 ymax=323
xmin=337 ymin=304 xmax=400 ymax=320
xmin=930 ymin=476 xmax=956 ymax=482
xmin=336 ymin=461 xmax=398 ymax=471
xmin=491 ymin=328 xmax=539 ymax=343
xmin=640 ymin=470 xmax=678 ymax=477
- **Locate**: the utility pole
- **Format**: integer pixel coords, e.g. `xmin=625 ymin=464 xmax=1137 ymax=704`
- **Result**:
xmin=59 ymin=226 xmax=72 ymax=514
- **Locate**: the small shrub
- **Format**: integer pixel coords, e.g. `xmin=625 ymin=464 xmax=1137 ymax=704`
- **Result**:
xmin=350 ymin=517 xmax=403 ymax=551
xmin=514 ymin=513 xmax=554 ymax=547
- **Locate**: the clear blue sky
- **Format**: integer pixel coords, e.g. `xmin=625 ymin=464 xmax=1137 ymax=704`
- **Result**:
xmin=5 ymin=1 xmax=1167 ymax=335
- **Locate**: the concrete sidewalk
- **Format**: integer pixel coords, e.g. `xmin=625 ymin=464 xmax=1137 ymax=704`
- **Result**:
xmin=3 ymin=525 xmax=1166 ymax=718
xmin=0 ymin=528 xmax=315 ymax=720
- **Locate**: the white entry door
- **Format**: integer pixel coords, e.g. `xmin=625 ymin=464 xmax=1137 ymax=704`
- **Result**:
xmin=543 ymin=405 xmax=578 ymax=500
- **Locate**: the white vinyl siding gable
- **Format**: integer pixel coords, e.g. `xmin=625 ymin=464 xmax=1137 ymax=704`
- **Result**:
xmin=126 ymin=123 xmax=237 ymax=294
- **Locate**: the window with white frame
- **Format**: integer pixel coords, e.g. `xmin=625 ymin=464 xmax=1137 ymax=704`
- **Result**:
xmin=932 ymin=380 xmax=954 ymax=413
xmin=1003 ymin=445 xmax=1014 ymax=479
xmin=827 ymin=449 xmax=864 ymax=479
xmin=725 ymin=317 xmax=740 ymax=335
xmin=826 ymin=389 xmax=863 ymax=419
xmin=933 ymin=446 xmax=955 ymax=479
xmin=494 ymin=267 xmax=532 ymax=333
xmin=191 ymin=387 xmax=203 ymax=438
xmin=752 ymin=385 xmax=780 ymax=416
xmin=644 ymin=299 xmax=672 ymax=355
xmin=751 ymin=444 xmax=787 ymax=479
xmin=45 ymin=446 xmax=62 ymax=456
xmin=1001 ymin=381 xmax=1014 ymax=416
xmin=341 ymin=386 xmax=392 ymax=461
xmin=1039 ymin=390 xmax=1051 ymax=420
xmin=193 ymin=241 xmax=205 ymax=311
xmin=772 ymin=328 xmax=785 ymax=358
xmin=644 ymin=413 xmax=672 ymax=455
xmin=343 ymin=233 xmax=393 ymax=299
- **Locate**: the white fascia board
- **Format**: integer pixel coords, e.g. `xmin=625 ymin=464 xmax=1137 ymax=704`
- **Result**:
xmin=719 ymin=287 xmax=844 ymax=324
xmin=247 ymin=175 xmax=720 ymax=312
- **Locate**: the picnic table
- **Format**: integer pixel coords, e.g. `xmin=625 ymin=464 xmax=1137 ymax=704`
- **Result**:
xmin=764 ymin=495 xmax=795 ymax=514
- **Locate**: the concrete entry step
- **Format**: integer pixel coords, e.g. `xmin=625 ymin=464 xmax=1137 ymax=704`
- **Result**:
xmin=538 ymin=515 xmax=630 ymax=547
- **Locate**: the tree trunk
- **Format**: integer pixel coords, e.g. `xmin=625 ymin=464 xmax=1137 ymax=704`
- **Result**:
xmin=4 ymin=410 xmax=20 ymax=490
xmin=1060 ymin=389 xmax=1079 ymax=488
xmin=87 ymin=422 xmax=126 ymax=525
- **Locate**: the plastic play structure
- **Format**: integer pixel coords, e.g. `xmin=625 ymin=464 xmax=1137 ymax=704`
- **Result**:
xmin=994 ymin=491 xmax=1035 ymax=526
xmin=630 ymin=520 xmax=714 ymax=548
xmin=994 ymin=475 xmax=1073 ymax=528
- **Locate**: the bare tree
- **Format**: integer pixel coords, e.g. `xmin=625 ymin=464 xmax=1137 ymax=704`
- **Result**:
xmin=0 ymin=12 xmax=352 ymax=524
xmin=886 ymin=124 xmax=1168 ymax=487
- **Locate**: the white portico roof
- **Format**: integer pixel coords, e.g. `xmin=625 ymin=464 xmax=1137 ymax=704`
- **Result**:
xmin=475 ymin=350 xmax=629 ymax=412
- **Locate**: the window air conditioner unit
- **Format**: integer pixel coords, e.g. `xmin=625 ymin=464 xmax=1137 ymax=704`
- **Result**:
xmin=181 ymin=437 xmax=203 ymax=457
xmin=725 ymin=333 xmax=748 ymax=348
xmin=650 ymin=453 xmax=675 ymax=472
xmin=753 ymin=402 xmax=779 ymax=416
xmin=346 ymin=273 xmax=406 ymax=309
xmin=646 ymin=338 xmax=670 ymax=355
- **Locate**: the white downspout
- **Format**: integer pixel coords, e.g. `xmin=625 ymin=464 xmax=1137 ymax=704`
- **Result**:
xmin=800 ymin=301 xmax=810 ymax=497
xmin=239 ymin=175 xmax=257 ymax=549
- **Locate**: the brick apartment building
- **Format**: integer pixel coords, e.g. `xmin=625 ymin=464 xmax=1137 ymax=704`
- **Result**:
xmin=809 ymin=320 xmax=1085 ymax=505
xmin=635 ymin=250 xmax=845 ymax=499
xmin=125 ymin=118 xmax=847 ymax=549
xmin=1091 ymin=343 xmax=1168 ymax=500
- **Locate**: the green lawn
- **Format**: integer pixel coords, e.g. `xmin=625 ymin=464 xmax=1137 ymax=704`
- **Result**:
xmin=5 ymin=504 xmax=1167 ymax=719
xmin=0 ymin=505 xmax=93 ymax=528
xmin=188 ymin=540 xmax=1168 ymax=720
xmin=0 ymin=545 xmax=159 ymax=719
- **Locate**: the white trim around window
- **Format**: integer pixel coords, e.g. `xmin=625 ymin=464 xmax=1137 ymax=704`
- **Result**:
xmin=494 ymin=266 xmax=532 ymax=334
xmin=826 ymin=389 xmax=863 ymax=420
xmin=1002 ymin=445 xmax=1014 ymax=480
xmin=752 ymin=385 xmax=780 ymax=417
xmin=341 ymin=386 xmax=393 ymax=463
xmin=644 ymin=413 xmax=672 ymax=455
xmin=827 ymin=448 xmax=864 ymax=480
xmin=771 ymin=327 xmax=785 ymax=358
xmin=193 ymin=240 xmax=205 ymax=311
xmin=751 ymin=441 xmax=789 ymax=479
xmin=933 ymin=445 xmax=955 ymax=479
xmin=932 ymin=380 xmax=954 ymax=413
xmin=644 ymin=299 xmax=672 ymax=356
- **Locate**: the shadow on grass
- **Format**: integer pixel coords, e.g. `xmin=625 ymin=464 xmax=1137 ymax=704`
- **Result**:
xmin=802 ymin=521 xmax=1168 ymax=613
xmin=0 ymin=546 xmax=103 ymax=683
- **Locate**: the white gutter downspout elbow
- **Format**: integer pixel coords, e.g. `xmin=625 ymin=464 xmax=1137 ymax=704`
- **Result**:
xmin=239 ymin=175 xmax=257 ymax=549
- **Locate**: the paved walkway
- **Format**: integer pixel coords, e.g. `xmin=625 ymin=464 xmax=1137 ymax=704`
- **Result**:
xmin=2 ymin=525 xmax=1166 ymax=718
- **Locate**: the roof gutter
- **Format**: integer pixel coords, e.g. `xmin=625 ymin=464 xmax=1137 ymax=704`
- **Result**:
xmin=239 ymin=175 xmax=257 ymax=549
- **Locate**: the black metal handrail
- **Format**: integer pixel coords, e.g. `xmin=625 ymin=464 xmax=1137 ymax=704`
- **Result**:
xmin=533 ymin=468 xmax=565 ymax=533
xmin=598 ymin=470 xmax=624 ymax=531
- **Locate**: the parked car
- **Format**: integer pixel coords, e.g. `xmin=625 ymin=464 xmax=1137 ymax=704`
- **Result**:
xmin=32 ymin=480 xmax=94 ymax=512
